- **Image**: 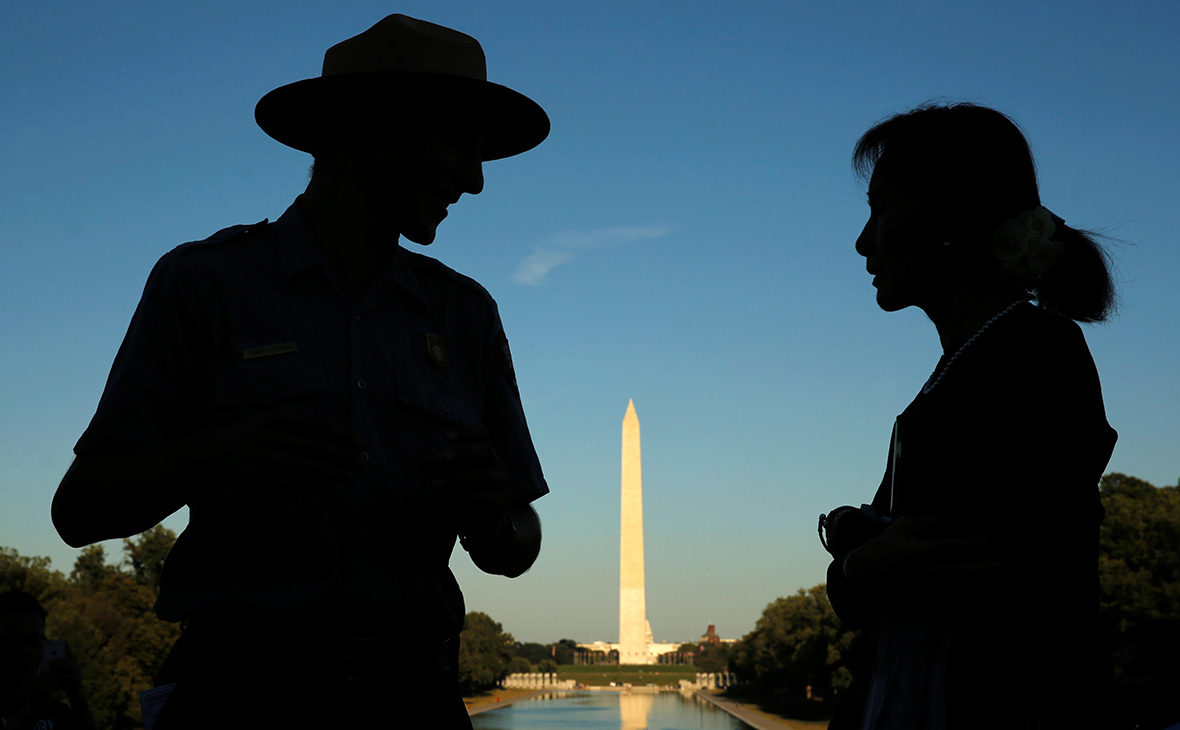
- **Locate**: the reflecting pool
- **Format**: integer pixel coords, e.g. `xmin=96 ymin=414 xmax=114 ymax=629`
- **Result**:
xmin=470 ymin=691 xmax=754 ymax=730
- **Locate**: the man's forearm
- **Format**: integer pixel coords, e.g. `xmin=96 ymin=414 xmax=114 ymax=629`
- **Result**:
xmin=52 ymin=447 xmax=192 ymax=548
xmin=467 ymin=502 xmax=541 ymax=578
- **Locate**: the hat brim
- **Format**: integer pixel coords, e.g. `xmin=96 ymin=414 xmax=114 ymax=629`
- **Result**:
xmin=255 ymin=72 xmax=550 ymax=161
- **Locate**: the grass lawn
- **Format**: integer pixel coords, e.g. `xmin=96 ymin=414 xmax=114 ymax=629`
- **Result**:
xmin=556 ymin=664 xmax=700 ymax=686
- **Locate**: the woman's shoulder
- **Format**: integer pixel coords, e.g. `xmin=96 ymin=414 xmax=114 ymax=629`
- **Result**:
xmin=943 ymin=302 xmax=1100 ymax=404
xmin=1003 ymin=302 xmax=1093 ymax=359
xmin=986 ymin=302 xmax=1105 ymax=400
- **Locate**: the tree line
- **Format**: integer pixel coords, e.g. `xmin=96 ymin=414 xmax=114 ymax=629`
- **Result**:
xmin=456 ymin=613 xmax=583 ymax=694
xmin=727 ymin=472 xmax=1180 ymax=704
xmin=5 ymin=472 xmax=1176 ymax=723
xmin=1 ymin=525 xmax=180 ymax=730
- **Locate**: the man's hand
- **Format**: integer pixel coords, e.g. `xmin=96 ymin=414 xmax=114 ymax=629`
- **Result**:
xmin=422 ymin=423 xmax=541 ymax=577
xmin=54 ymin=412 xmax=365 ymax=547
xmin=422 ymin=423 xmax=511 ymax=540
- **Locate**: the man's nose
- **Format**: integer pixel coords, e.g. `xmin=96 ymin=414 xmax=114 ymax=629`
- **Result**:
xmin=462 ymin=159 xmax=484 ymax=196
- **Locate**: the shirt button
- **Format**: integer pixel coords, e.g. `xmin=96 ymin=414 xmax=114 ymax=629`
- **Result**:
xmin=443 ymin=404 xmax=452 ymax=414
xmin=359 ymin=451 xmax=370 ymax=462
xmin=357 ymin=379 xmax=367 ymax=390
xmin=261 ymin=386 xmax=273 ymax=397
xmin=354 ymin=313 xmax=362 ymax=321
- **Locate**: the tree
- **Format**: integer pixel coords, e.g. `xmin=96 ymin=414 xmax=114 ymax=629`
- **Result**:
xmin=0 ymin=546 xmax=70 ymax=605
xmin=731 ymin=584 xmax=854 ymax=699
xmin=69 ymin=544 xmax=115 ymax=591
xmin=537 ymin=658 xmax=558 ymax=674
xmin=697 ymin=642 xmax=732 ymax=673
xmin=554 ymin=638 xmax=578 ymax=665
xmin=511 ymin=640 xmax=551 ymax=665
xmin=2 ymin=539 xmax=184 ymax=730
xmin=510 ymin=638 xmax=578 ymax=665
xmin=677 ymin=640 xmax=732 ymax=673
xmin=1098 ymin=473 xmax=1180 ymax=634
xmin=50 ymin=570 xmax=181 ymax=729
xmin=457 ymin=612 xmax=514 ymax=694
xmin=508 ymin=656 xmax=533 ymax=673
xmin=122 ymin=524 xmax=177 ymax=592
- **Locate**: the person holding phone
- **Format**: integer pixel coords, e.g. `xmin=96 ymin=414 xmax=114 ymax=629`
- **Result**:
xmin=0 ymin=591 xmax=98 ymax=730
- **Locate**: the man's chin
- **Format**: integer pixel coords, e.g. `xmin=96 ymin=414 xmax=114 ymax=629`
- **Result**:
xmin=402 ymin=228 xmax=439 ymax=246
xmin=401 ymin=212 xmax=446 ymax=246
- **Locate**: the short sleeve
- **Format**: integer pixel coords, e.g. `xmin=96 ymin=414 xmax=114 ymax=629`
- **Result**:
xmin=74 ymin=251 xmax=207 ymax=456
xmin=481 ymin=302 xmax=548 ymax=504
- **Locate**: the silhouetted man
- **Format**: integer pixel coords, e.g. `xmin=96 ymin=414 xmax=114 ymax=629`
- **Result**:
xmin=52 ymin=14 xmax=549 ymax=729
xmin=0 ymin=591 xmax=99 ymax=730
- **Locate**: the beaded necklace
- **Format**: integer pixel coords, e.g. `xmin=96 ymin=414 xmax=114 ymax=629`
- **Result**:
xmin=922 ymin=301 xmax=1024 ymax=394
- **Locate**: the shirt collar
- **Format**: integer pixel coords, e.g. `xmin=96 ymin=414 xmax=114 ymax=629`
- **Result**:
xmin=273 ymin=197 xmax=428 ymax=307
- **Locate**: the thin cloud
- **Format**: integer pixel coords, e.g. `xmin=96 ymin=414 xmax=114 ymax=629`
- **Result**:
xmin=546 ymin=226 xmax=669 ymax=250
xmin=512 ymin=226 xmax=669 ymax=285
xmin=512 ymin=249 xmax=576 ymax=286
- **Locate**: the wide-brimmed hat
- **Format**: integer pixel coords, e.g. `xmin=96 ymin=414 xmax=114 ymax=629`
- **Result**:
xmin=255 ymin=14 xmax=549 ymax=161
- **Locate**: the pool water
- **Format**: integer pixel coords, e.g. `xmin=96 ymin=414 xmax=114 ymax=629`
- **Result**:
xmin=470 ymin=691 xmax=755 ymax=730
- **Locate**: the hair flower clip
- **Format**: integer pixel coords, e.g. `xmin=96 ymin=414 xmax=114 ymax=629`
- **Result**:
xmin=990 ymin=206 xmax=1064 ymax=276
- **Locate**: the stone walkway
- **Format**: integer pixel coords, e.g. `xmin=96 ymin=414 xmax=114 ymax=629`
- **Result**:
xmin=695 ymin=689 xmax=829 ymax=730
xmin=467 ymin=690 xmax=545 ymax=716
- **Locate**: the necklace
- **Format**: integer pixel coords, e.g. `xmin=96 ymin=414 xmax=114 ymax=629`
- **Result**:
xmin=922 ymin=301 xmax=1023 ymax=394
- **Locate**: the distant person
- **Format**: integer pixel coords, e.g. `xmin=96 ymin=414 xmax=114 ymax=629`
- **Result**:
xmin=820 ymin=103 xmax=1118 ymax=728
xmin=1121 ymin=619 xmax=1180 ymax=730
xmin=51 ymin=14 xmax=550 ymax=729
xmin=0 ymin=591 xmax=99 ymax=730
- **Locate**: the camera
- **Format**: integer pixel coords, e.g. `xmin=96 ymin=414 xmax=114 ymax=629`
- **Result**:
xmin=818 ymin=505 xmax=892 ymax=557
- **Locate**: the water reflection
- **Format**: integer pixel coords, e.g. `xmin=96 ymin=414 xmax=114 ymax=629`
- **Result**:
xmin=619 ymin=692 xmax=654 ymax=730
xmin=470 ymin=691 xmax=753 ymax=730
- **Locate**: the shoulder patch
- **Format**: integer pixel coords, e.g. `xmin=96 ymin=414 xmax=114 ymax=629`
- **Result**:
xmin=496 ymin=331 xmax=519 ymax=394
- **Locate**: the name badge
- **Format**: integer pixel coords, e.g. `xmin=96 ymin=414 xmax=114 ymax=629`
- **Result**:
xmin=242 ymin=341 xmax=298 ymax=360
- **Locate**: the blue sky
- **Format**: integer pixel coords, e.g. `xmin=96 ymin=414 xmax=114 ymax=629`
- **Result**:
xmin=1 ymin=1 xmax=1177 ymax=644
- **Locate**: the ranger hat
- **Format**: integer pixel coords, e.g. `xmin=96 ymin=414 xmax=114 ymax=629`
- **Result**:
xmin=255 ymin=14 xmax=549 ymax=160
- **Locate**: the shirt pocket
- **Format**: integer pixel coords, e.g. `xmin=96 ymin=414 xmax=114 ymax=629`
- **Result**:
xmin=394 ymin=359 xmax=481 ymax=427
xmin=213 ymin=354 xmax=328 ymax=415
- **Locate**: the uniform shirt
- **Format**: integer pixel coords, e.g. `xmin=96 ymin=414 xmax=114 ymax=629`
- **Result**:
xmin=75 ymin=198 xmax=548 ymax=638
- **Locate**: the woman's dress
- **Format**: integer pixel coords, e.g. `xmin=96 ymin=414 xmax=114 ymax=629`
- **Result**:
xmin=827 ymin=303 xmax=1117 ymax=729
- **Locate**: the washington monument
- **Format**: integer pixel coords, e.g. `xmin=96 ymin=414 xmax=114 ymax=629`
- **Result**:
xmin=572 ymin=401 xmax=677 ymax=663
xmin=619 ymin=399 xmax=652 ymax=664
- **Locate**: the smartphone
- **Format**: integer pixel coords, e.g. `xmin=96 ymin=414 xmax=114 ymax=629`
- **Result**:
xmin=41 ymin=639 xmax=67 ymax=668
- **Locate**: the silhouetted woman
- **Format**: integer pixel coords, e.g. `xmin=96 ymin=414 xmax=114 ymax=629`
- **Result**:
xmin=824 ymin=103 xmax=1117 ymax=729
